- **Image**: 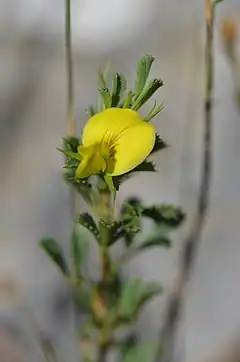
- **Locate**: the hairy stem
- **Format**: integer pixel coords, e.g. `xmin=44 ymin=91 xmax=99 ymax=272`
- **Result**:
xmin=156 ymin=1 xmax=216 ymax=362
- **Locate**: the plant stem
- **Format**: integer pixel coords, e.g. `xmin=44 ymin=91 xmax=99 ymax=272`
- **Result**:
xmin=156 ymin=2 xmax=216 ymax=362
xmin=97 ymin=343 xmax=108 ymax=362
xmin=65 ymin=0 xmax=76 ymax=137
xmin=65 ymin=0 xmax=76 ymax=217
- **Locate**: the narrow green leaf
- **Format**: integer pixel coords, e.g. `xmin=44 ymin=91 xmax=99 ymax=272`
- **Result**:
xmin=77 ymin=213 xmax=100 ymax=242
xmin=131 ymin=78 xmax=163 ymax=111
xmin=71 ymin=227 xmax=89 ymax=278
xmin=145 ymin=99 xmax=157 ymax=120
xmin=212 ymin=0 xmax=224 ymax=5
xmin=58 ymin=148 xmax=82 ymax=161
xmin=98 ymin=69 xmax=107 ymax=89
xmin=119 ymin=74 xmax=127 ymax=102
xmin=62 ymin=136 xmax=80 ymax=153
xmin=111 ymin=73 xmax=124 ymax=107
xmin=139 ymin=236 xmax=171 ymax=250
xmin=99 ymin=87 xmax=112 ymax=109
xmin=145 ymin=101 xmax=164 ymax=122
xmin=122 ymin=91 xmax=134 ymax=108
xmin=136 ymin=281 xmax=162 ymax=311
xmin=135 ymin=54 xmax=155 ymax=98
xmin=40 ymin=238 xmax=69 ymax=275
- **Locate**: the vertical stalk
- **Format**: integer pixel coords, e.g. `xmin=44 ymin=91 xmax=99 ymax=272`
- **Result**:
xmin=156 ymin=1 xmax=217 ymax=362
xmin=65 ymin=0 xmax=76 ymax=137
xmin=65 ymin=0 xmax=76 ymax=216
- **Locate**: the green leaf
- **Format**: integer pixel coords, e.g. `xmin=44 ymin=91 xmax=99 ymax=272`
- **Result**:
xmin=212 ymin=0 xmax=224 ymax=5
xmin=135 ymin=281 xmax=162 ymax=311
xmin=77 ymin=213 xmax=100 ymax=242
xmin=122 ymin=342 xmax=158 ymax=362
xmin=150 ymin=134 xmax=168 ymax=155
xmin=138 ymin=236 xmax=171 ymax=250
xmin=118 ymin=279 xmax=142 ymax=318
xmin=122 ymin=91 xmax=134 ymax=109
xmin=111 ymin=73 xmax=126 ymax=107
xmin=62 ymin=136 xmax=80 ymax=153
xmin=71 ymin=227 xmax=89 ymax=278
xmin=118 ymin=279 xmax=162 ymax=320
xmin=133 ymin=160 xmax=156 ymax=172
xmin=58 ymin=148 xmax=82 ymax=161
xmin=145 ymin=101 xmax=164 ymax=122
xmin=142 ymin=204 xmax=185 ymax=228
xmin=135 ymin=54 xmax=155 ymax=99
xmin=121 ymin=202 xmax=142 ymax=235
xmin=131 ymin=78 xmax=163 ymax=111
xmin=40 ymin=238 xmax=69 ymax=275
xmin=112 ymin=160 xmax=156 ymax=190
xmin=98 ymin=69 xmax=108 ymax=89
xmin=99 ymin=87 xmax=112 ymax=109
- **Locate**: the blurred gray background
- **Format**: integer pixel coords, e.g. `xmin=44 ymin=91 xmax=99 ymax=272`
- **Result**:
xmin=1 ymin=0 xmax=240 ymax=361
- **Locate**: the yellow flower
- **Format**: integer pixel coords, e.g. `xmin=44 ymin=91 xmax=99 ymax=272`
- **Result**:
xmin=76 ymin=108 xmax=155 ymax=179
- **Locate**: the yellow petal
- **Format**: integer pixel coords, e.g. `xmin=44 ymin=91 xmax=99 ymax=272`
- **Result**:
xmin=108 ymin=122 xmax=156 ymax=176
xmin=76 ymin=144 xmax=106 ymax=178
xmin=82 ymin=108 xmax=143 ymax=147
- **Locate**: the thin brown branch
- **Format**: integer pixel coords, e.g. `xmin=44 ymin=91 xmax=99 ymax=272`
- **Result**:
xmin=156 ymin=1 xmax=217 ymax=361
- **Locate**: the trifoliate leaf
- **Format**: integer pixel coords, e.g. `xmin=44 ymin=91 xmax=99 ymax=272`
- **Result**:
xmin=77 ymin=213 xmax=100 ymax=242
xmin=40 ymin=238 xmax=69 ymax=275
